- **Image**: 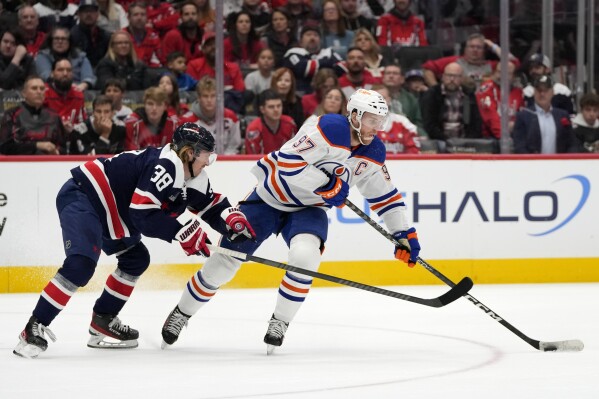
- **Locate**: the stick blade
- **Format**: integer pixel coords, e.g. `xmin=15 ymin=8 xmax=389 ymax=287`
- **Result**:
xmin=437 ymin=277 xmax=474 ymax=306
xmin=539 ymin=339 xmax=584 ymax=352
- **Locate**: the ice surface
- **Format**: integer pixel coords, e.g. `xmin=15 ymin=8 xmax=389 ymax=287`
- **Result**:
xmin=1 ymin=283 xmax=597 ymax=398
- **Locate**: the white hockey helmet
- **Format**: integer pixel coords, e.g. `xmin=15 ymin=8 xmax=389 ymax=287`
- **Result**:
xmin=346 ymin=89 xmax=389 ymax=120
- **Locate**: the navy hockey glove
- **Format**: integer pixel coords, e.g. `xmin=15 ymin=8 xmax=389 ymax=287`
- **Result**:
xmin=176 ymin=217 xmax=211 ymax=257
xmin=222 ymin=207 xmax=256 ymax=243
xmin=314 ymin=174 xmax=349 ymax=208
xmin=393 ymin=228 xmax=420 ymax=268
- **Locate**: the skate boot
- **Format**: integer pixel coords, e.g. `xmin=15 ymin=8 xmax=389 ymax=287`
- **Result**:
xmin=88 ymin=312 xmax=139 ymax=349
xmin=263 ymin=314 xmax=289 ymax=355
xmin=13 ymin=316 xmax=57 ymax=359
xmin=161 ymin=306 xmax=190 ymax=349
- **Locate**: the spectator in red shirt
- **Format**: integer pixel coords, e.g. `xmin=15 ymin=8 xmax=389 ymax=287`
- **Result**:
xmin=187 ymin=31 xmax=246 ymax=113
xmin=161 ymin=1 xmax=203 ymax=65
xmin=124 ymin=1 xmax=161 ymax=67
xmin=145 ymin=0 xmax=179 ymax=38
xmin=476 ymin=61 xmax=523 ymax=139
xmin=224 ymin=10 xmax=264 ymax=68
xmin=338 ymin=47 xmax=382 ymax=99
xmin=422 ymin=33 xmax=519 ymax=90
xmin=17 ymin=5 xmax=46 ymax=57
xmin=196 ymin=0 xmax=216 ymax=32
xmin=125 ymin=86 xmax=177 ymax=150
xmin=304 ymin=86 xmax=347 ymax=125
xmin=301 ymin=67 xmax=339 ymax=119
xmin=376 ymin=0 xmax=428 ymax=47
xmin=245 ymin=89 xmax=297 ymax=154
xmin=44 ymin=58 xmax=87 ymax=129
xmin=374 ymin=85 xmax=421 ymax=154
xmin=0 ymin=76 xmax=66 ymax=155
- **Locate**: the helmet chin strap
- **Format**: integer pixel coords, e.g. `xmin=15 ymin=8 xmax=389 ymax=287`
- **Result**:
xmin=349 ymin=115 xmax=366 ymax=145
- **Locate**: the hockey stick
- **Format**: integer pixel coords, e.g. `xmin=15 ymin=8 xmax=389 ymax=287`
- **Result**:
xmin=343 ymin=198 xmax=584 ymax=352
xmin=206 ymin=244 xmax=473 ymax=308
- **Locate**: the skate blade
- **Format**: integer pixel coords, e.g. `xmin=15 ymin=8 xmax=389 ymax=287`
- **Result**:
xmin=266 ymin=344 xmax=277 ymax=355
xmin=87 ymin=334 xmax=138 ymax=349
xmin=13 ymin=340 xmax=44 ymax=359
xmin=161 ymin=340 xmax=170 ymax=350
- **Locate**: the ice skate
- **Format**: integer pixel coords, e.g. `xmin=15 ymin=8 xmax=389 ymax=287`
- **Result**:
xmin=263 ymin=314 xmax=289 ymax=355
xmin=87 ymin=312 xmax=139 ymax=349
xmin=161 ymin=306 xmax=190 ymax=349
xmin=13 ymin=316 xmax=57 ymax=359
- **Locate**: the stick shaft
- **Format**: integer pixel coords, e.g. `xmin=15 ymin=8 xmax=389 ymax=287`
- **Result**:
xmin=206 ymin=244 xmax=469 ymax=307
xmin=342 ymin=199 xmax=547 ymax=349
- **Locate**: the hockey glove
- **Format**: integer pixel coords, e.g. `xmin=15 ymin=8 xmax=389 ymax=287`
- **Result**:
xmin=222 ymin=207 xmax=256 ymax=243
xmin=176 ymin=217 xmax=211 ymax=257
xmin=314 ymin=174 xmax=349 ymax=208
xmin=393 ymin=228 xmax=420 ymax=268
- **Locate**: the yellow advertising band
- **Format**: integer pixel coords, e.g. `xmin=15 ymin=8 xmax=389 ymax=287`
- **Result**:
xmin=1 ymin=258 xmax=598 ymax=294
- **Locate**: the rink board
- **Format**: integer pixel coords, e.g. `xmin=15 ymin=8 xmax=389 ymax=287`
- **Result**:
xmin=1 ymin=155 xmax=598 ymax=293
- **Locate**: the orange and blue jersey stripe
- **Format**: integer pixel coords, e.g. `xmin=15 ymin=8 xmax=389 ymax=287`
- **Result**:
xmin=367 ymin=188 xmax=405 ymax=216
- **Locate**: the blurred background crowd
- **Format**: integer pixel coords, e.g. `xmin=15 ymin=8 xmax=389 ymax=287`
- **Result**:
xmin=1 ymin=0 xmax=598 ymax=156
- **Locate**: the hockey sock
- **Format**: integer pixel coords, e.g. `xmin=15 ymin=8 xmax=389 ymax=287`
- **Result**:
xmin=272 ymin=233 xmax=320 ymax=323
xmin=93 ymin=268 xmax=139 ymax=315
xmin=33 ymin=273 xmax=78 ymax=326
xmin=274 ymin=272 xmax=313 ymax=322
xmin=178 ymin=270 xmax=218 ymax=316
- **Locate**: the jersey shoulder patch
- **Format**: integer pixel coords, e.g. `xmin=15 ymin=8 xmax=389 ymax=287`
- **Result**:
xmin=316 ymin=114 xmax=351 ymax=150
xmin=351 ymin=136 xmax=386 ymax=165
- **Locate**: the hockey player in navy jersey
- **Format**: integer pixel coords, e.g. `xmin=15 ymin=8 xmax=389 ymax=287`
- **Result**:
xmin=13 ymin=123 xmax=255 ymax=359
xmin=161 ymin=89 xmax=422 ymax=354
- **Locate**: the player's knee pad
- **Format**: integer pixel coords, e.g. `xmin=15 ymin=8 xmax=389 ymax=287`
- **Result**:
xmin=116 ymin=242 xmax=150 ymax=277
xmin=288 ymin=234 xmax=322 ymax=272
xmin=200 ymin=252 xmax=242 ymax=287
xmin=58 ymin=254 xmax=97 ymax=287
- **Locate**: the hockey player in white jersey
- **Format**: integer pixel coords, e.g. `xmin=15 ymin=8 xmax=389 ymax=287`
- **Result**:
xmin=161 ymin=89 xmax=421 ymax=354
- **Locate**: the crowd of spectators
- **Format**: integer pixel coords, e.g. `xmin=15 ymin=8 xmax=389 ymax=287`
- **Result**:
xmin=0 ymin=0 xmax=598 ymax=156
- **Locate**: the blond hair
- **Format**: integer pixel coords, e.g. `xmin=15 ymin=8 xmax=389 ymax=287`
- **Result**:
xmin=143 ymin=86 xmax=168 ymax=104
xmin=106 ymin=31 xmax=138 ymax=64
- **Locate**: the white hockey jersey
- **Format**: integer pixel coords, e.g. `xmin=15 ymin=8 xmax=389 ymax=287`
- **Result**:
xmin=251 ymin=113 xmax=410 ymax=234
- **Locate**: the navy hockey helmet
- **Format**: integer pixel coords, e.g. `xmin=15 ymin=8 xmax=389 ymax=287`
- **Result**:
xmin=173 ymin=122 xmax=215 ymax=156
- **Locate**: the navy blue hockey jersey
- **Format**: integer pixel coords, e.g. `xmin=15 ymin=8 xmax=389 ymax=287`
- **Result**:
xmin=70 ymin=146 xmax=231 ymax=243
